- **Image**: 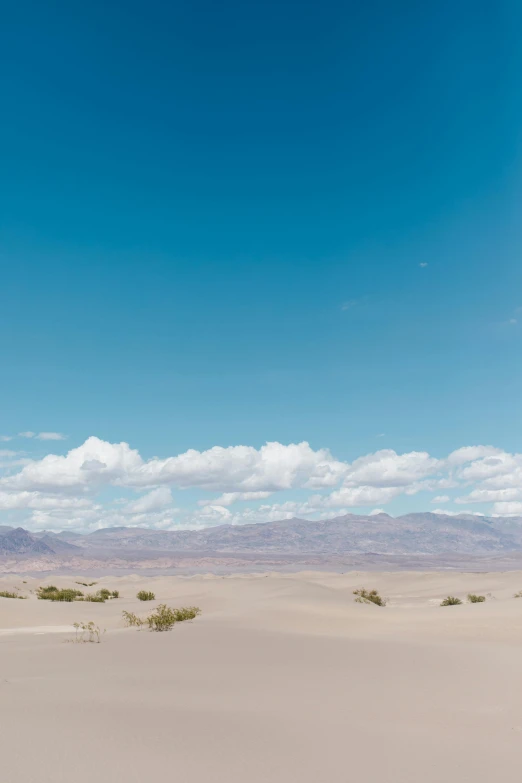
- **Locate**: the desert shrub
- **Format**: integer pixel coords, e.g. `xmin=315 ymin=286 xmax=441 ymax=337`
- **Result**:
xmin=353 ymin=588 xmax=386 ymax=607
xmin=37 ymin=587 xmax=84 ymax=602
xmin=122 ymin=610 xmax=144 ymax=627
xmin=137 ymin=590 xmax=155 ymax=601
xmin=123 ymin=605 xmax=201 ymax=632
xmin=514 ymin=591 xmax=522 ymax=598
xmin=173 ymin=606 xmax=201 ymax=621
xmin=441 ymin=596 xmax=462 ymax=606
xmin=111 ymin=590 xmax=119 ymax=599
xmin=72 ymin=621 xmax=104 ymax=643
xmin=98 ymin=589 xmax=111 ymax=600
xmin=147 ymin=604 xmax=177 ymax=631
xmin=467 ymin=594 xmax=486 ymax=603
xmin=84 ymin=592 xmax=105 ymax=603
xmin=38 ymin=585 xmax=58 ymax=595
xmin=0 ymin=590 xmax=19 ymax=599
xmin=76 ymin=581 xmax=97 ymax=587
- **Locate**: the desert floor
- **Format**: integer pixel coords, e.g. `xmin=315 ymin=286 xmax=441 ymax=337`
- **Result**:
xmin=2 ymin=570 xmax=522 ymax=782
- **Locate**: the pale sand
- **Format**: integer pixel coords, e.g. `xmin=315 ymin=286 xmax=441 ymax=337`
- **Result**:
xmin=2 ymin=570 xmax=522 ymax=782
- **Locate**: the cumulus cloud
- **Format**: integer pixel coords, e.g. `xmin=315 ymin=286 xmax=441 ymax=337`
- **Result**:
xmin=343 ymin=450 xmax=440 ymax=488
xmin=2 ymin=436 xmax=522 ymax=531
xmin=126 ymin=487 xmax=173 ymax=514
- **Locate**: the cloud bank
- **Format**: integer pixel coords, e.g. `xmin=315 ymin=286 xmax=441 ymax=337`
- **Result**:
xmin=0 ymin=436 xmax=521 ymax=532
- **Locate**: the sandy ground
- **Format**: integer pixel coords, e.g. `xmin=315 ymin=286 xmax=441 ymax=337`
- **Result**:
xmin=2 ymin=570 xmax=522 ymax=782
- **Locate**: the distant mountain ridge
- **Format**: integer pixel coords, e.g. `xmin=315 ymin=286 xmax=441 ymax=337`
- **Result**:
xmin=2 ymin=512 xmax=522 ymax=559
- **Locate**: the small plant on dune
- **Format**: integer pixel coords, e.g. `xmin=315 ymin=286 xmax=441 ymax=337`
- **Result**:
xmin=173 ymin=606 xmax=201 ymax=621
xmin=353 ymin=588 xmax=386 ymax=607
xmin=123 ymin=605 xmax=201 ymax=632
xmin=467 ymin=594 xmax=486 ymax=603
xmin=137 ymin=590 xmax=155 ymax=601
xmin=72 ymin=621 xmax=104 ymax=643
xmin=147 ymin=604 xmax=178 ymax=631
xmin=110 ymin=590 xmax=119 ymax=599
xmin=98 ymin=589 xmax=111 ymax=600
xmin=0 ymin=590 xmax=20 ymax=599
xmin=37 ymin=586 xmax=84 ymax=602
xmin=76 ymin=581 xmax=97 ymax=587
xmin=83 ymin=592 xmax=106 ymax=603
xmin=38 ymin=585 xmax=58 ymax=595
xmin=122 ymin=610 xmax=145 ymax=628
xmin=441 ymin=596 xmax=462 ymax=606
xmin=514 ymin=591 xmax=522 ymax=598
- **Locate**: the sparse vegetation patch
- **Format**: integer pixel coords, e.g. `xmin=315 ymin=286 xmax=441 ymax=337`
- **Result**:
xmin=353 ymin=588 xmax=386 ymax=607
xmin=467 ymin=594 xmax=486 ymax=603
xmin=37 ymin=586 xmax=84 ymax=602
xmin=0 ymin=590 xmax=25 ymax=599
xmin=122 ymin=605 xmax=201 ymax=631
xmin=72 ymin=622 xmax=104 ymax=643
xmin=441 ymin=596 xmax=462 ymax=606
xmin=137 ymin=590 xmax=155 ymax=601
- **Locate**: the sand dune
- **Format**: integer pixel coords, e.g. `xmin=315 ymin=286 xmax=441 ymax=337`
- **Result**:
xmin=2 ymin=570 xmax=522 ymax=781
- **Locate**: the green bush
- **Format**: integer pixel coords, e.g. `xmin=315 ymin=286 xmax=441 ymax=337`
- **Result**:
xmin=0 ymin=590 xmax=20 ymax=599
xmin=38 ymin=585 xmax=58 ymax=595
xmin=37 ymin=587 xmax=84 ymax=602
xmin=353 ymin=588 xmax=386 ymax=607
xmin=147 ymin=604 xmax=178 ymax=631
xmin=173 ymin=606 xmax=201 ymax=622
xmin=137 ymin=590 xmax=155 ymax=601
xmin=467 ymin=593 xmax=486 ymax=603
xmin=84 ymin=592 xmax=106 ymax=603
xmin=122 ymin=610 xmax=144 ymax=627
xmin=441 ymin=596 xmax=462 ymax=606
xmin=123 ymin=605 xmax=201 ymax=631
xmin=111 ymin=590 xmax=119 ymax=599
xmin=98 ymin=589 xmax=111 ymax=600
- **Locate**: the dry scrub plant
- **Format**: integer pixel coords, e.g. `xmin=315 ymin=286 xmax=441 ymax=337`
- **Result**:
xmin=353 ymin=588 xmax=386 ymax=607
xmin=122 ymin=605 xmax=201 ymax=632
xmin=441 ymin=596 xmax=462 ymax=606
xmin=137 ymin=590 xmax=155 ymax=601
xmin=72 ymin=621 xmax=104 ymax=643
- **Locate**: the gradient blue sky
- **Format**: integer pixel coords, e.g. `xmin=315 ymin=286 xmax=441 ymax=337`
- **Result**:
xmin=1 ymin=1 xmax=521 ymax=529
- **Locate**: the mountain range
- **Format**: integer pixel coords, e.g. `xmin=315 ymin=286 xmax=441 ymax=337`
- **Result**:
xmin=2 ymin=512 xmax=522 ymax=560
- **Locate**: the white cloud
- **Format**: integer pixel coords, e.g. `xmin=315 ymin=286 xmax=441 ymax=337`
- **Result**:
xmin=199 ymin=491 xmax=273 ymax=507
xmin=419 ymin=262 xmax=428 ymax=267
xmin=369 ymin=508 xmax=386 ymax=515
xmin=343 ymin=449 xmax=439 ymax=488
xmin=126 ymin=487 xmax=173 ymax=514
xmin=2 ymin=438 xmax=346 ymax=494
xmin=19 ymin=431 xmax=35 ymax=439
xmin=35 ymin=432 xmax=67 ymax=441
xmin=492 ymin=502 xmax=522 ymax=516
xmin=313 ymin=485 xmax=403 ymax=508
xmin=2 ymin=436 xmax=522 ymax=532
xmin=0 ymin=435 xmax=12 ymax=442
xmin=447 ymin=445 xmax=503 ymax=466
xmin=0 ymin=491 xmax=93 ymax=511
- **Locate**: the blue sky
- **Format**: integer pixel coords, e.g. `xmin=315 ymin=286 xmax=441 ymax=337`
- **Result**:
xmin=1 ymin=1 xmax=521 ymax=530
